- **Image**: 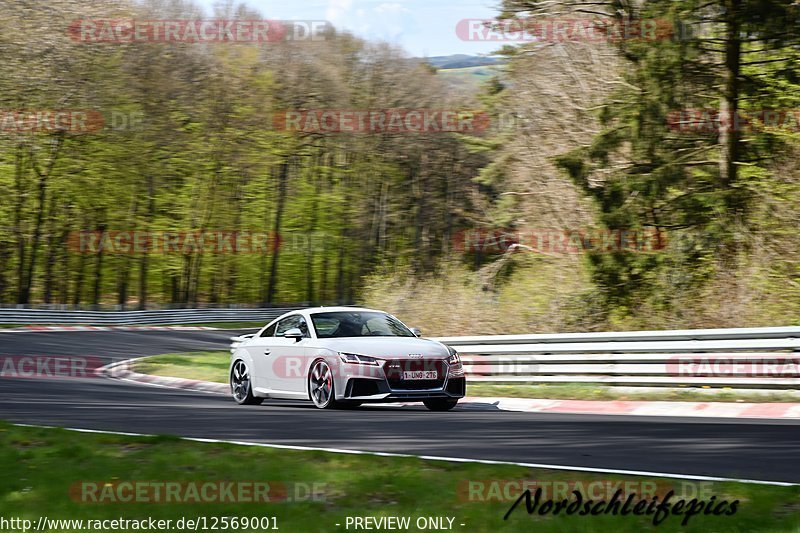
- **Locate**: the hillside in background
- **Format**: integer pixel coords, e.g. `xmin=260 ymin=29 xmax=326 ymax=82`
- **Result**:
xmin=423 ymin=54 xmax=504 ymax=69
xmin=435 ymin=65 xmax=505 ymax=94
xmin=417 ymin=55 xmax=506 ymax=95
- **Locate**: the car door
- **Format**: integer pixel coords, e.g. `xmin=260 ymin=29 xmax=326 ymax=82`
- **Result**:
xmin=250 ymin=314 xmax=311 ymax=396
xmin=245 ymin=321 xmax=278 ymax=391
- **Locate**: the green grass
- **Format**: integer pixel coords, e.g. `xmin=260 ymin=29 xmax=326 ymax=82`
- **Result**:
xmin=0 ymin=421 xmax=798 ymax=532
xmin=136 ymin=351 xmax=800 ymax=404
xmin=135 ymin=352 xmax=232 ymax=384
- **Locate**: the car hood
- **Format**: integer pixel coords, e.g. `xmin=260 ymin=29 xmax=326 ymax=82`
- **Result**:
xmin=307 ymin=336 xmax=449 ymax=359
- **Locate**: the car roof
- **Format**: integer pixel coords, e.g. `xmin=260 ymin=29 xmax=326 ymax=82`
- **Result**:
xmin=266 ymin=307 xmax=387 ymax=325
xmin=258 ymin=307 xmax=398 ymax=336
xmin=302 ymin=306 xmax=383 ymax=314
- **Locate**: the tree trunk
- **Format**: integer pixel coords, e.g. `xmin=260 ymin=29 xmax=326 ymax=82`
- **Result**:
xmin=42 ymin=233 xmax=60 ymax=304
xmin=305 ymin=160 xmax=321 ymax=304
xmin=258 ymin=170 xmax=273 ymax=303
xmin=719 ymin=0 xmax=741 ymax=195
xmin=91 ymin=224 xmax=107 ymax=306
xmin=335 ymin=226 xmax=347 ymax=303
xmin=14 ymin=145 xmax=26 ymax=303
xmin=266 ymin=159 xmax=289 ymax=304
xmin=117 ymin=263 xmax=130 ymax=308
xmin=0 ymin=246 xmax=10 ymax=302
xmin=20 ymin=171 xmax=49 ymax=304
xmin=138 ymin=175 xmax=155 ymax=310
xmin=117 ymin=196 xmax=140 ymax=308
xmin=72 ymin=251 xmax=86 ymax=306
xmin=42 ymin=195 xmax=59 ymax=304
xmin=20 ymin=134 xmax=64 ymax=304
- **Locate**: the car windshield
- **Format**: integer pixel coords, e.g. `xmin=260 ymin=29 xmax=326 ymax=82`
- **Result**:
xmin=311 ymin=311 xmax=416 ymax=338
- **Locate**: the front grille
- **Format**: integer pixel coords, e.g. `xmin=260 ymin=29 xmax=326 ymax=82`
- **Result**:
xmin=346 ymin=378 xmax=381 ymax=397
xmin=384 ymin=359 xmax=446 ymax=390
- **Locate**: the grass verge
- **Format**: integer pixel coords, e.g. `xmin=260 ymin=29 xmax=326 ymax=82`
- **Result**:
xmin=135 ymin=352 xmax=232 ymax=384
xmin=1 ymin=421 xmax=798 ymax=532
xmin=135 ymin=351 xmax=800 ymax=404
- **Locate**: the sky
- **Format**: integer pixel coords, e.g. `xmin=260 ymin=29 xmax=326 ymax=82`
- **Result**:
xmin=193 ymin=0 xmax=502 ymax=57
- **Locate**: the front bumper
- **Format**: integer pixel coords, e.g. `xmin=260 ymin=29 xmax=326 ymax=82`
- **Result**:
xmin=340 ymin=356 xmax=466 ymax=402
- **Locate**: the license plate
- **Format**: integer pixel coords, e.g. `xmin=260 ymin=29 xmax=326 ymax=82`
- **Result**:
xmin=402 ymin=370 xmax=437 ymax=380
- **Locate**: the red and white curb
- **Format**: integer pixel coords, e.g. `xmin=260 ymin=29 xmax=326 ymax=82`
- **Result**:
xmin=98 ymin=358 xmax=800 ymax=419
xmin=2 ymin=325 xmax=220 ymax=333
xmin=99 ymin=358 xmax=228 ymax=394
xmin=465 ymin=397 xmax=800 ymax=419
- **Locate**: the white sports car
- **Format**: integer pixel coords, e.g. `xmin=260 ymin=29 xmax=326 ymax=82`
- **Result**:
xmin=229 ymin=307 xmax=465 ymax=410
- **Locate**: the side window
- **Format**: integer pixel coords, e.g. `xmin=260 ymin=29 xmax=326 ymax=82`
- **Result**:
xmin=259 ymin=322 xmax=277 ymax=337
xmin=275 ymin=315 xmax=309 ymax=337
xmin=297 ymin=317 xmax=309 ymax=336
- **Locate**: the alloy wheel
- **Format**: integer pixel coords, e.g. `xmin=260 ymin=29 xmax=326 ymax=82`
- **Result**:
xmin=309 ymin=360 xmax=334 ymax=408
xmin=231 ymin=360 xmax=251 ymax=403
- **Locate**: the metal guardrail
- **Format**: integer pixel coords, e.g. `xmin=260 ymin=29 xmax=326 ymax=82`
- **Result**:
xmin=437 ymin=328 xmax=800 ymax=389
xmin=434 ymin=326 xmax=800 ymax=345
xmin=0 ymin=307 xmax=301 ymax=325
xmin=0 ymin=303 xmax=298 ymax=310
xmin=232 ymin=326 xmax=800 ymax=389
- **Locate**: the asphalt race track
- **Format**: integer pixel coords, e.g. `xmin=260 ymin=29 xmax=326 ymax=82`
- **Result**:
xmin=0 ymin=330 xmax=798 ymax=483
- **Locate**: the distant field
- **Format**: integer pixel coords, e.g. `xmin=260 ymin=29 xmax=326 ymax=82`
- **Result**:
xmin=436 ymin=65 xmax=506 ymax=92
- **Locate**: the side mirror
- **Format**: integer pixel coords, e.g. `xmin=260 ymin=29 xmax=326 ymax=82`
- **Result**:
xmin=410 ymin=327 xmax=422 ymax=337
xmin=283 ymin=328 xmax=304 ymax=341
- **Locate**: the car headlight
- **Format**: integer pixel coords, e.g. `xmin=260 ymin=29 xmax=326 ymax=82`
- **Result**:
xmin=447 ymin=347 xmax=464 ymax=377
xmin=339 ymin=352 xmax=379 ymax=366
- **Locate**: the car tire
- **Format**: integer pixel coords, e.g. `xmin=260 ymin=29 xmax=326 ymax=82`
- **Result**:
xmin=230 ymin=360 xmax=263 ymax=405
xmin=309 ymin=359 xmax=338 ymax=409
xmin=423 ymin=399 xmax=458 ymax=411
